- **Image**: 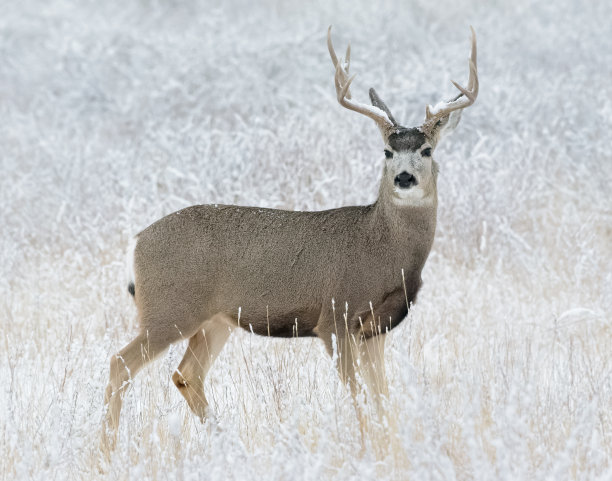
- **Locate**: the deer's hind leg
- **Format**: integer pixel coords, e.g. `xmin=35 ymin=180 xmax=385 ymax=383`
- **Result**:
xmin=102 ymin=328 xmax=176 ymax=452
xmin=172 ymin=315 xmax=234 ymax=420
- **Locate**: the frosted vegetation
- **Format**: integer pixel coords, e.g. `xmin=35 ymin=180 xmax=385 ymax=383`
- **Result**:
xmin=1 ymin=0 xmax=611 ymax=479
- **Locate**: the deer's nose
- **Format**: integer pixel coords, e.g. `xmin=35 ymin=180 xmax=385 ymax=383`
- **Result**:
xmin=394 ymin=171 xmax=417 ymax=189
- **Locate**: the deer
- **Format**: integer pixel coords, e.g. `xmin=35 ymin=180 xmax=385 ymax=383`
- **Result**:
xmin=101 ymin=26 xmax=478 ymax=452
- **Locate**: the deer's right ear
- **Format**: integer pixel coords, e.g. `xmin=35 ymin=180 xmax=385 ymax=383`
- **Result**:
xmin=369 ymin=88 xmax=398 ymax=127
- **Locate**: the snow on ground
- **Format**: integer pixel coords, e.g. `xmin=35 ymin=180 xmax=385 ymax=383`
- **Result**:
xmin=1 ymin=0 xmax=611 ymax=479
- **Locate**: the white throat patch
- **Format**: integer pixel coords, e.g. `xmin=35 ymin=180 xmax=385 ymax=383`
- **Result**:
xmin=392 ymin=186 xmax=434 ymax=207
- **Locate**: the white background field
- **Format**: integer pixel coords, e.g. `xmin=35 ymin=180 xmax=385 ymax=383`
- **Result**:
xmin=1 ymin=0 xmax=610 ymax=479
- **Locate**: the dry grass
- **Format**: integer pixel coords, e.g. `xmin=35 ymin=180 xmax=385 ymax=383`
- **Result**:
xmin=1 ymin=0 xmax=611 ymax=479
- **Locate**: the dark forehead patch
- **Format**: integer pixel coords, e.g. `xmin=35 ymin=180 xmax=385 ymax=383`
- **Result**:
xmin=388 ymin=127 xmax=426 ymax=152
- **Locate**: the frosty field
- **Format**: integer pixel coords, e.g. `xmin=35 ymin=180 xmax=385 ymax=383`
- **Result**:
xmin=1 ymin=0 xmax=611 ymax=479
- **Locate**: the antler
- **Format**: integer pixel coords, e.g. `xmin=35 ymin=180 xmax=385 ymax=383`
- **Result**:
xmin=423 ymin=27 xmax=479 ymax=134
xmin=327 ymin=26 xmax=396 ymax=139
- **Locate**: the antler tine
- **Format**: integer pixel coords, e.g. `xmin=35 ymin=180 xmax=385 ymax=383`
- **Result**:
xmin=327 ymin=26 xmax=339 ymax=68
xmin=327 ymin=26 xmax=354 ymax=99
xmin=345 ymin=43 xmax=351 ymax=71
xmin=467 ymin=25 xmax=477 ymax=91
xmin=425 ymin=27 xmax=479 ymax=123
xmin=327 ymin=26 xmax=395 ymax=137
xmin=344 ymin=43 xmax=351 ymax=99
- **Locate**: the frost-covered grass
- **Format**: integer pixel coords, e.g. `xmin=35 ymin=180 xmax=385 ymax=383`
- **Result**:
xmin=1 ymin=0 xmax=611 ymax=479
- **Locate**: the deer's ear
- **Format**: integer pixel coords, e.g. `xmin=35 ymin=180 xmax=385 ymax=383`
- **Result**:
xmin=442 ymin=110 xmax=462 ymax=137
xmin=437 ymin=110 xmax=463 ymax=141
xmin=424 ymin=110 xmax=462 ymax=146
xmin=369 ymin=88 xmax=398 ymax=127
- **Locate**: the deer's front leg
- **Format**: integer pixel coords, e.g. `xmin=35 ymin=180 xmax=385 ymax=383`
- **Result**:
xmin=353 ymin=286 xmax=413 ymax=412
xmin=317 ymin=313 xmax=360 ymax=399
xmin=319 ymin=325 xmax=368 ymax=445
xmin=357 ymin=333 xmax=388 ymax=415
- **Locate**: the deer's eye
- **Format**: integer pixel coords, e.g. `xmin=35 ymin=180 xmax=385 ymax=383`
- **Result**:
xmin=421 ymin=147 xmax=432 ymax=157
xmin=384 ymin=149 xmax=393 ymax=159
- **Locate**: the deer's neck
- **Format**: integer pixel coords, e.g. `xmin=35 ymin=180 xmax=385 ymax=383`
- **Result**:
xmin=375 ymin=195 xmax=437 ymax=239
xmin=372 ymin=175 xmax=438 ymax=265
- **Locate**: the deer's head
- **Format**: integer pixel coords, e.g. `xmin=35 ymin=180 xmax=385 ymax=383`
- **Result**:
xmin=328 ymin=27 xmax=478 ymax=206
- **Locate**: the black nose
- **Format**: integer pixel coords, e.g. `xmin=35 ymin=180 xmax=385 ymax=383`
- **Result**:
xmin=394 ymin=171 xmax=417 ymax=189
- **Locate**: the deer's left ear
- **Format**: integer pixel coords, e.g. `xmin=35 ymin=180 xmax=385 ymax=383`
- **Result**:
xmin=423 ymin=109 xmax=463 ymax=146
xmin=442 ymin=109 xmax=462 ymax=137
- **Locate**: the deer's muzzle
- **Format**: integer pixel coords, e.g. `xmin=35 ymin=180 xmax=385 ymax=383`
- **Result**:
xmin=394 ymin=171 xmax=417 ymax=189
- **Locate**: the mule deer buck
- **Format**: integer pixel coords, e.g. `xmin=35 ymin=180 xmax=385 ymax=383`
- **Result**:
xmin=102 ymin=26 xmax=478 ymax=451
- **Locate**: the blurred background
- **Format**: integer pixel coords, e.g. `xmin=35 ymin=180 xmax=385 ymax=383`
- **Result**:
xmin=1 ymin=0 xmax=610 ymax=479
